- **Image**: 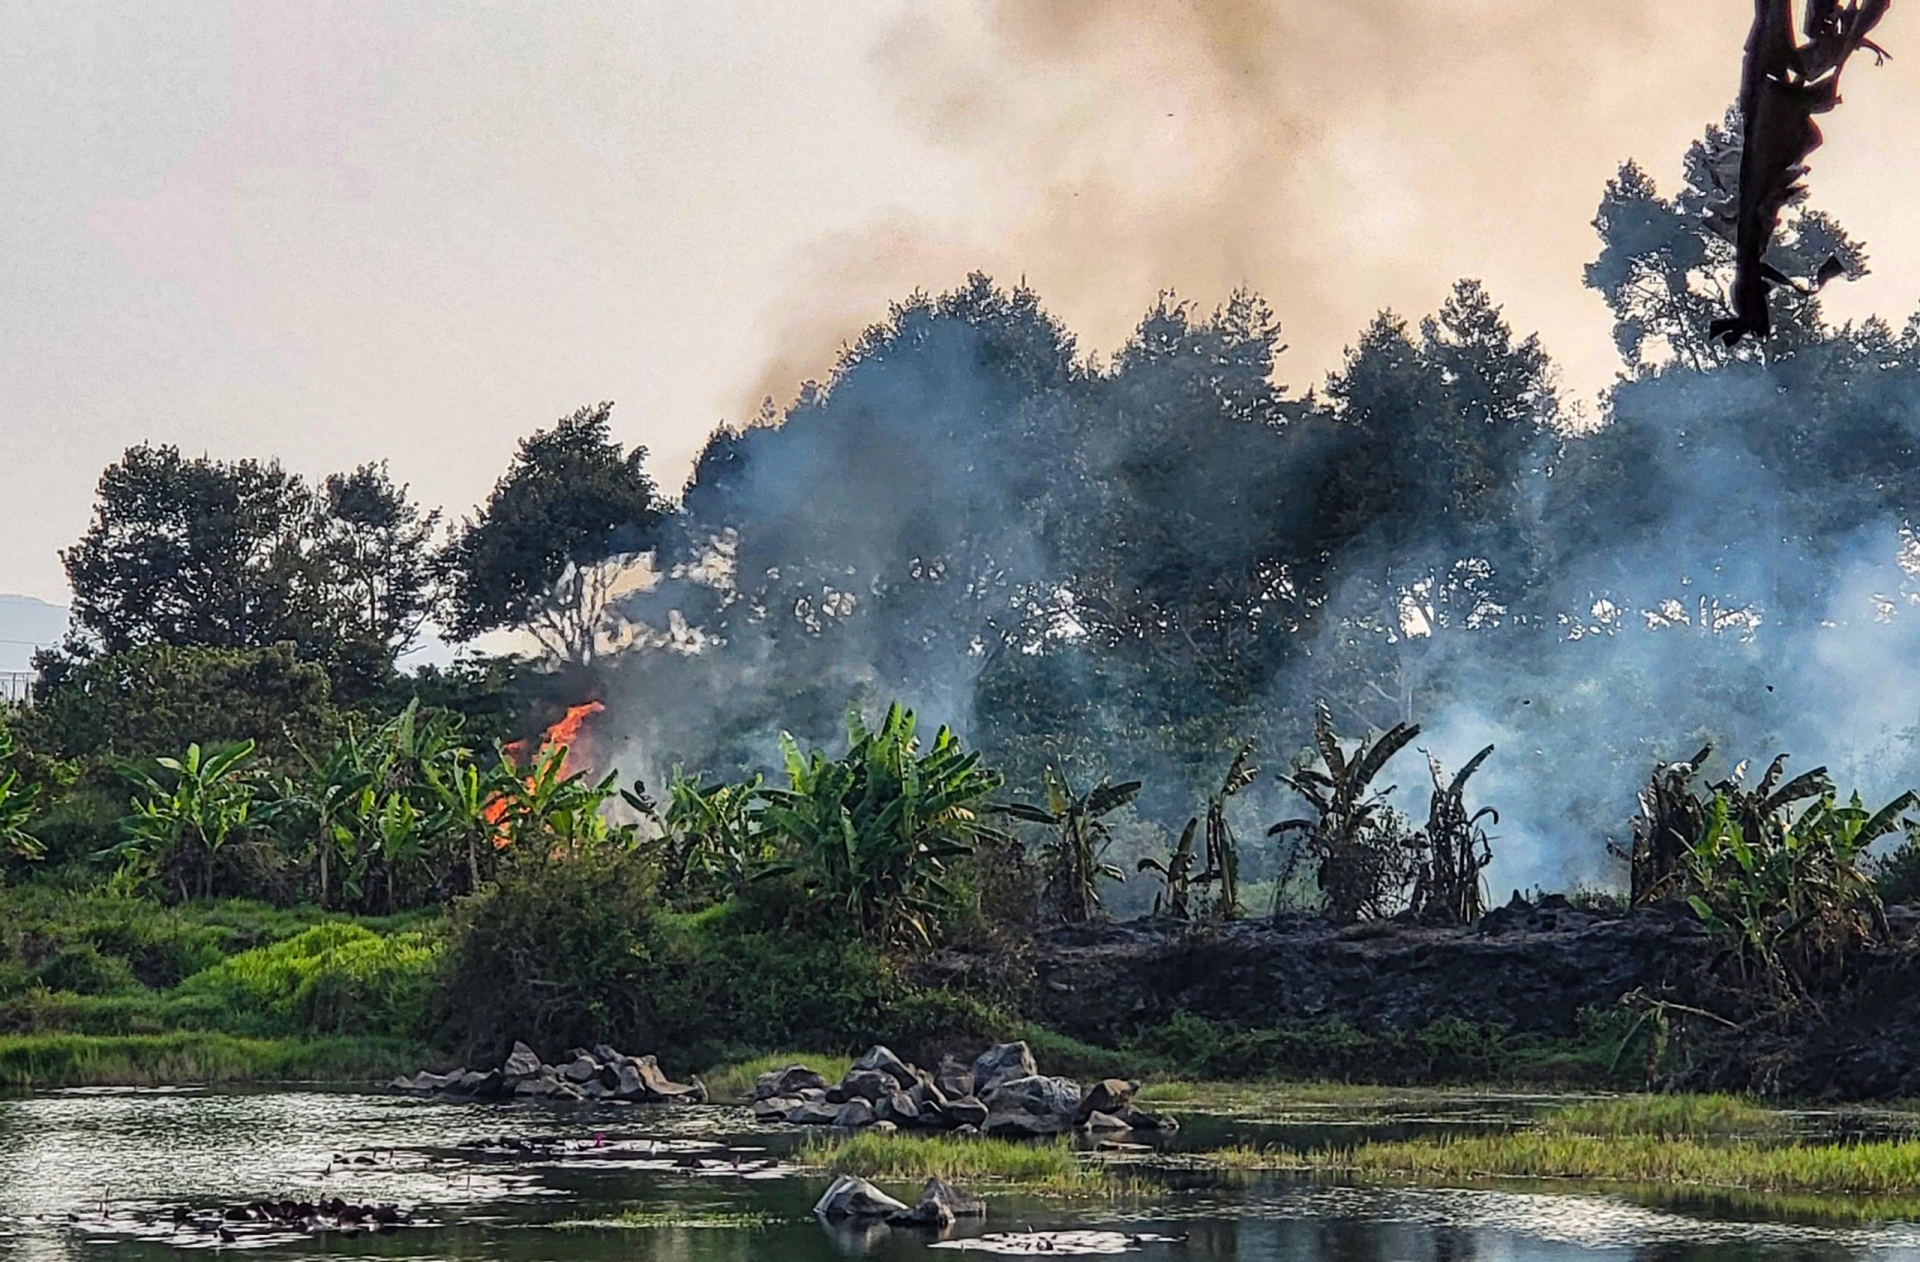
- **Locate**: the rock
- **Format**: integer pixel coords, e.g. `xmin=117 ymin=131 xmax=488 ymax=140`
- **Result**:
xmin=615 ymin=1061 xmax=646 ymax=1099
xmin=502 ymin=1041 xmax=544 ymax=1079
xmin=984 ymin=1074 xmax=1080 ymax=1115
xmin=911 ymin=1080 xmax=950 ymax=1110
xmin=833 ymin=1098 xmax=876 ymax=1128
xmin=852 ymin=1044 xmax=917 ymax=1089
xmin=562 ymin=1056 xmax=602 ymax=1084
xmin=462 ymin=1069 xmax=509 ymax=1098
xmin=753 ymin=1064 xmax=829 ymax=1100
xmin=953 ymin=1123 xmax=981 ymax=1136
xmin=752 ymin=1095 xmax=802 ymax=1122
xmin=875 ymin=1089 xmax=920 ymax=1126
xmin=942 ymin=1096 xmax=989 ymax=1128
xmin=935 ymin=1056 xmax=975 ymax=1101
xmin=1075 ymin=1078 xmax=1137 ymax=1123
xmin=982 ymin=1075 xmax=1080 ymax=1138
xmin=869 ymin=1119 xmax=898 ymax=1134
xmin=887 ymin=1176 xmax=986 ymax=1229
xmin=578 ymin=1078 xmax=613 ymax=1100
xmin=813 ymin=1174 xmax=910 ymax=1219
xmin=1080 ymin=1110 xmax=1131 ymax=1132
xmin=388 ymin=1074 xmax=426 ymax=1093
xmin=627 ymin=1055 xmax=705 ymax=1104
xmin=592 ymin=1044 xmax=623 ymax=1064
xmin=971 ymin=1042 xmax=1037 ymax=1097
xmin=1121 ymin=1107 xmax=1177 ymax=1131
xmin=824 ymin=1083 xmax=850 ymax=1104
xmin=787 ymin=1100 xmax=842 ymax=1126
xmin=796 ymin=1087 xmax=829 ymax=1104
xmin=839 ymin=1068 xmax=897 ymax=1103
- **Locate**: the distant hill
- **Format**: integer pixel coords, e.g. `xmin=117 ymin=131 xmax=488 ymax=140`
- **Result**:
xmin=0 ymin=595 xmax=67 ymax=673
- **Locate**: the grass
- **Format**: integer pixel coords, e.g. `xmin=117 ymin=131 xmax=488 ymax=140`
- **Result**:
xmin=1542 ymin=1094 xmax=1780 ymax=1137
xmin=800 ymin=1130 xmax=1104 ymax=1191
xmin=1325 ymin=1131 xmax=1920 ymax=1197
xmin=0 ymin=1031 xmax=422 ymax=1089
xmin=702 ymin=1051 xmax=855 ymax=1104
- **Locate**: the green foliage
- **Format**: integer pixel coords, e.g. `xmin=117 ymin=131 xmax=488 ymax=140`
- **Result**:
xmin=280 ymin=701 xmax=508 ymax=913
xmin=1683 ymin=761 xmax=1914 ymax=1002
xmin=444 ymin=401 xmax=665 ymax=664
xmin=488 ymin=742 xmax=632 ymax=856
xmin=1269 ymin=704 xmax=1422 ymax=923
xmin=56 ymin=445 xmax=440 ymax=693
xmin=437 ymin=845 xmax=676 ymax=1058
xmin=0 ymin=721 xmax=45 ymax=865
xmin=24 ymin=643 xmax=339 ymax=767
xmin=759 ymin=705 xmax=1006 ymax=947
xmin=805 ymin=1130 xmax=1097 ymax=1188
xmin=1002 ymin=769 xmax=1140 ymax=924
xmin=113 ymin=741 xmax=264 ymax=903
xmin=628 ymin=768 xmax=773 ymax=905
xmin=0 ymin=1031 xmax=419 ymax=1089
xmin=173 ymin=922 xmax=439 ymax=1038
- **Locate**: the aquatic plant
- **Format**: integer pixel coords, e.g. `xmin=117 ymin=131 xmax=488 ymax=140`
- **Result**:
xmin=801 ymin=1130 xmax=1099 ymax=1189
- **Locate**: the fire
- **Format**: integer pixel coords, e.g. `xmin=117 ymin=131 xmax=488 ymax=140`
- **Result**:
xmin=485 ymin=701 xmax=606 ymax=842
xmin=510 ymin=701 xmax=605 ymax=780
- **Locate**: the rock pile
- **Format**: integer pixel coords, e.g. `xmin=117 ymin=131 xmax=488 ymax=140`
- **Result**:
xmin=750 ymin=1041 xmax=1174 ymax=1138
xmin=391 ymin=1041 xmax=707 ymax=1105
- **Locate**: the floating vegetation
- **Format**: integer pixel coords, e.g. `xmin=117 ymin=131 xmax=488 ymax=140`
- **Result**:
xmin=929 ymin=1230 xmax=1182 ymax=1255
xmin=555 ymin=1208 xmax=782 ymax=1230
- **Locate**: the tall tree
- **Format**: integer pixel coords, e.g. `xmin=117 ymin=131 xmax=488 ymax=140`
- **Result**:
xmin=311 ymin=463 xmax=443 ymax=695
xmin=445 ymin=402 xmax=666 ymax=665
xmin=63 ymin=445 xmax=314 ymax=657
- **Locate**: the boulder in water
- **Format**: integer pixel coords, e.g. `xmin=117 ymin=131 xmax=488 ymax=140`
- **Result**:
xmin=813 ymin=1174 xmax=910 ymax=1219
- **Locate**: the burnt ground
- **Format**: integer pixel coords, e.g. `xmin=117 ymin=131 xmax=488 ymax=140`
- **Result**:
xmin=927 ymin=897 xmax=1920 ymax=1100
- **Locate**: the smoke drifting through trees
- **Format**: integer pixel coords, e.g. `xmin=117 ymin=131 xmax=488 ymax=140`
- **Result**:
xmin=749 ymin=0 xmax=1763 ymax=424
xmin=589 ymin=110 xmax=1920 ymax=905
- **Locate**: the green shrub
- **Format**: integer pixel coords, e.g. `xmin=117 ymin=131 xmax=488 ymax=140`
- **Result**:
xmin=438 ymin=848 xmax=682 ymax=1060
xmin=175 ymin=922 xmax=439 ymax=1038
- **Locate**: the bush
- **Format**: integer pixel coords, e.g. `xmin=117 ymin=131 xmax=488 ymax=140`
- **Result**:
xmin=173 ymin=922 xmax=439 ymax=1038
xmin=438 ymin=848 xmax=683 ymax=1060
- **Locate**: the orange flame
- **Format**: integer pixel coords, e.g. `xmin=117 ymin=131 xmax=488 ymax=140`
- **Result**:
xmin=485 ymin=702 xmax=606 ymax=842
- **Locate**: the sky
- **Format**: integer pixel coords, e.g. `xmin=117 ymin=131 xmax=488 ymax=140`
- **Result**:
xmin=5 ymin=0 xmax=1920 ymax=605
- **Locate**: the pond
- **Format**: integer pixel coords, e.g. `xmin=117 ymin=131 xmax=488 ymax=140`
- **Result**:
xmin=3 ymin=1088 xmax=1919 ymax=1261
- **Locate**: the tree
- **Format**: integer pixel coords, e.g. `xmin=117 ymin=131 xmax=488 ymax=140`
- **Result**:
xmin=63 ymin=446 xmax=313 ymax=657
xmin=445 ymin=403 xmax=666 ymax=665
xmin=60 ymin=446 xmax=445 ymax=693
xmin=310 ymin=464 xmax=442 ymax=695
xmin=1585 ymin=114 xmax=1866 ymax=376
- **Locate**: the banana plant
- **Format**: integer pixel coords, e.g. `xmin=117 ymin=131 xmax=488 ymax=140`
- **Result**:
xmin=0 ymin=725 xmax=44 ymax=864
xmin=1409 ymin=745 xmax=1499 ymax=925
xmin=758 ymin=704 xmax=1007 ymax=947
xmin=1683 ymin=755 xmax=1914 ymax=1001
xmin=1001 ymin=769 xmax=1142 ymax=924
xmin=113 ymin=740 xmax=259 ymax=902
xmin=1269 ymin=703 xmax=1421 ymax=924
xmin=488 ymin=743 xmax=629 ymax=857
xmin=1139 ymin=818 xmax=1199 ymax=919
xmin=631 ymin=768 xmax=770 ymax=902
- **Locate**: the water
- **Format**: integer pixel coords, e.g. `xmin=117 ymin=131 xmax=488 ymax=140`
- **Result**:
xmin=3 ymin=1088 xmax=1920 ymax=1261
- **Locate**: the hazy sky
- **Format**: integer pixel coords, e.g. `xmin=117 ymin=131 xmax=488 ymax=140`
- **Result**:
xmin=5 ymin=1 xmax=1920 ymax=604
